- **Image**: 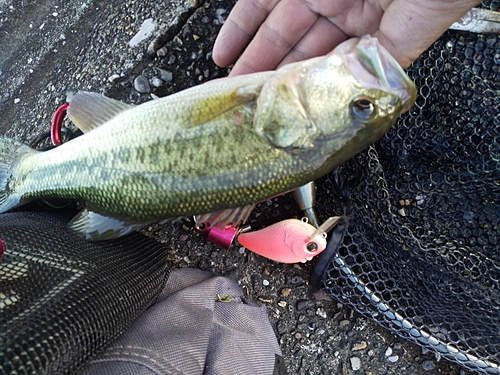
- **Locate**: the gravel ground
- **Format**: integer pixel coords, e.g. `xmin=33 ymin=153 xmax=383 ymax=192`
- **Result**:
xmin=0 ymin=0 xmax=480 ymax=374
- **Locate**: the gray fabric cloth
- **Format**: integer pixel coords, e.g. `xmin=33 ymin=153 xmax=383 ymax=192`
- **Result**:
xmin=80 ymin=268 xmax=282 ymax=375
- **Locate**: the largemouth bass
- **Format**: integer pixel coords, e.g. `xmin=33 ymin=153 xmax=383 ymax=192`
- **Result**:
xmin=0 ymin=36 xmax=416 ymax=240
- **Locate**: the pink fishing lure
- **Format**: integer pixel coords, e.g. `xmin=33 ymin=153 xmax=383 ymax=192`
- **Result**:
xmin=237 ymin=219 xmax=327 ymax=264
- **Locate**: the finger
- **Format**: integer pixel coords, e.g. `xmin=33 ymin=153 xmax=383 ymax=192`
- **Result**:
xmin=377 ymin=0 xmax=482 ymax=68
xmin=278 ymin=16 xmax=348 ymax=67
xmin=319 ymin=0 xmax=384 ymax=36
xmin=228 ymin=0 xmax=319 ymax=76
xmin=213 ymin=0 xmax=281 ymax=67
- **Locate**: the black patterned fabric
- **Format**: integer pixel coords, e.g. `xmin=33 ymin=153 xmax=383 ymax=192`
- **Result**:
xmin=0 ymin=211 xmax=171 ymax=374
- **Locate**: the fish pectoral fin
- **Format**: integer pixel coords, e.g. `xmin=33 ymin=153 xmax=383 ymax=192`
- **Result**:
xmin=68 ymin=208 xmax=147 ymax=241
xmin=67 ymin=92 xmax=133 ymax=133
xmin=195 ymin=204 xmax=255 ymax=228
xmin=183 ymin=83 xmax=261 ymax=128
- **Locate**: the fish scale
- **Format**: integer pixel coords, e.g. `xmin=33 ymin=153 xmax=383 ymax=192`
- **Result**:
xmin=0 ymin=37 xmax=416 ymax=240
xmin=18 ymin=113 xmax=295 ymax=219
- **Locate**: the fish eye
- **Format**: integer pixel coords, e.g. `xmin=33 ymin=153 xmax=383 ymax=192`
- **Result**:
xmin=306 ymin=242 xmax=318 ymax=253
xmin=351 ymin=96 xmax=375 ymax=121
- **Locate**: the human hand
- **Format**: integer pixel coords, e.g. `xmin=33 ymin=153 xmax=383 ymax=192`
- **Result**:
xmin=212 ymin=0 xmax=481 ymax=75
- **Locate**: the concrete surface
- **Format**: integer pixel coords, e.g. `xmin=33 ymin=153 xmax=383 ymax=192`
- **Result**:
xmin=0 ymin=0 xmax=479 ymax=374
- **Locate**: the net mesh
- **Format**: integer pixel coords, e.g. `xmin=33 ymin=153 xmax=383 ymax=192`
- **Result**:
xmin=312 ymin=6 xmax=500 ymax=374
xmin=0 ymin=211 xmax=170 ymax=374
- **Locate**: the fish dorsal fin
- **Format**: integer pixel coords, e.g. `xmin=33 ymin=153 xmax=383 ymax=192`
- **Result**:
xmin=195 ymin=204 xmax=255 ymax=228
xmin=67 ymin=92 xmax=133 ymax=133
xmin=68 ymin=208 xmax=147 ymax=241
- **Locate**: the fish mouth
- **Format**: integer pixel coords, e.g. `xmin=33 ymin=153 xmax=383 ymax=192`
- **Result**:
xmin=337 ymin=36 xmax=417 ymax=113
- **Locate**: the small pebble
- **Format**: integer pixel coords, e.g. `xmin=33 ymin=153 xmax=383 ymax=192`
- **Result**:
xmin=421 ymin=360 xmax=435 ymax=371
xmin=133 ymin=75 xmax=151 ymax=93
xmin=257 ymin=296 xmax=272 ymax=303
xmin=316 ymin=307 xmax=327 ymax=319
xmin=280 ymin=288 xmax=291 ymax=297
xmin=215 ymin=8 xmax=226 ymax=24
xmin=167 ymin=55 xmax=176 ymax=65
xmin=156 ymin=46 xmax=168 ymax=57
xmin=150 ymin=77 xmax=162 ymax=87
xmin=385 ymin=347 xmax=393 ymax=356
xmin=296 ymin=300 xmax=308 ymax=311
xmin=350 ymin=357 xmax=361 ymax=371
xmin=393 ymin=343 xmax=401 ymax=350
xmin=352 ymin=341 xmax=367 ymax=351
xmin=339 ymin=320 xmax=350 ymax=327
xmin=156 ymin=68 xmax=173 ymax=83
xmin=238 ymin=246 xmax=245 ymax=254
xmin=263 ymin=279 xmax=269 ymax=286
xmin=294 ymin=332 xmax=302 ymax=339
xmin=388 ymin=355 xmax=399 ymax=363
xmin=129 ymin=18 xmax=155 ymax=47
xmin=108 ymin=74 xmax=120 ymax=82
xmin=277 ymin=301 xmax=287 ymax=308
xmin=178 ymin=234 xmax=188 ymax=241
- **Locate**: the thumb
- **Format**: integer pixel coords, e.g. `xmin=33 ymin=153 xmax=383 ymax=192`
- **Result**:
xmin=376 ymin=0 xmax=481 ymax=68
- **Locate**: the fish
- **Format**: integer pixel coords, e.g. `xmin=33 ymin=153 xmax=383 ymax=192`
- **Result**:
xmin=237 ymin=219 xmax=328 ymax=263
xmin=0 ymin=36 xmax=416 ymax=241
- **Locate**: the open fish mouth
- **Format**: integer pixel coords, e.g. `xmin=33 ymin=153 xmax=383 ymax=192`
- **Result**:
xmin=337 ymin=36 xmax=417 ymax=114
